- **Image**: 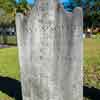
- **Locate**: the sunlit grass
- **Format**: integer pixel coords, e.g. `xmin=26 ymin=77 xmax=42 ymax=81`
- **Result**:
xmin=84 ymin=38 xmax=100 ymax=88
xmin=0 ymin=47 xmax=20 ymax=80
xmin=0 ymin=91 xmax=15 ymax=100
xmin=0 ymin=47 xmax=19 ymax=99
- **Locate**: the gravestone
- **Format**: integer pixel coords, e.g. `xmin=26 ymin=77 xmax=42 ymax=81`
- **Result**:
xmin=16 ymin=0 xmax=83 ymax=100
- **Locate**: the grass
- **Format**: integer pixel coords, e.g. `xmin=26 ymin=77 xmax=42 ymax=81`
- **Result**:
xmin=0 ymin=91 xmax=15 ymax=100
xmin=0 ymin=47 xmax=19 ymax=99
xmin=0 ymin=48 xmax=20 ymax=80
xmin=84 ymin=38 xmax=100 ymax=89
xmin=0 ymin=38 xmax=100 ymax=99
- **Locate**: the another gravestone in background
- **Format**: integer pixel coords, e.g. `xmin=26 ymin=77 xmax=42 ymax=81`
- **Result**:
xmin=16 ymin=0 xmax=83 ymax=100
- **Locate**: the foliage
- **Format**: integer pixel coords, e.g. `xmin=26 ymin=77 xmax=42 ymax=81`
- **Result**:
xmin=0 ymin=36 xmax=17 ymax=45
xmin=62 ymin=0 xmax=100 ymax=32
xmin=16 ymin=0 xmax=31 ymax=14
xmin=0 ymin=0 xmax=16 ymax=25
xmin=0 ymin=0 xmax=31 ymax=25
xmin=0 ymin=0 xmax=30 ymax=44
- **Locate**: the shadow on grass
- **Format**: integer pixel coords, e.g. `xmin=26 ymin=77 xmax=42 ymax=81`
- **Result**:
xmin=0 ymin=76 xmax=22 ymax=100
xmin=0 ymin=76 xmax=100 ymax=100
xmin=83 ymin=86 xmax=100 ymax=100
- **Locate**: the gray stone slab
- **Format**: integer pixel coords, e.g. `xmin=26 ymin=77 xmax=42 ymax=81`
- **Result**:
xmin=16 ymin=0 xmax=83 ymax=100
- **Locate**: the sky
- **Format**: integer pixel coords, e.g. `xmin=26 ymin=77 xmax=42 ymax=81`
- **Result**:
xmin=16 ymin=0 xmax=70 ymax=4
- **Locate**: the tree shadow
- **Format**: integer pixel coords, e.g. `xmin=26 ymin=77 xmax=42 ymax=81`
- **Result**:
xmin=83 ymin=86 xmax=100 ymax=100
xmin=0 ymin=76 xmax=22 ymax=100
xmin=0 ymin=76 xmax=100 ymax=100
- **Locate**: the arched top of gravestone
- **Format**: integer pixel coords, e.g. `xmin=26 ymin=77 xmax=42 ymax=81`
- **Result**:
xmin=16 ymin=0 xmax=82 ymax=30
xmin=30 ymin=0 xmax=59 ymax=15
xmin=29 ymin=0 xmax=83 ymax=18
xmin=17 ymin=0 xmax=60 ymax=25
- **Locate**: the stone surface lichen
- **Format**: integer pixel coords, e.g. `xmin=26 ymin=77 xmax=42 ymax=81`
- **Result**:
xmin=16 ymin=0 xmax=83 ymax=100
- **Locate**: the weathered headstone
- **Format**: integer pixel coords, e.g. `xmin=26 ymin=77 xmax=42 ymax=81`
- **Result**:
xmin=16 ymin=0 xmax=83 ymax=100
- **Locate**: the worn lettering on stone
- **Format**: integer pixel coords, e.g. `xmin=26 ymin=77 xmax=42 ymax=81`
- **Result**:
xmin=16 ymin=0 xmax=83 ymax=100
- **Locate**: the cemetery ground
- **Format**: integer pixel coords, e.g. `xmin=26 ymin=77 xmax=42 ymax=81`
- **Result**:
xmin=0 ymin=38 xmax=100 ymax=100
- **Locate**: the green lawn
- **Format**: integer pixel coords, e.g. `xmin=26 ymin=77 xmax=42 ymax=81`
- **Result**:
xmin=0 ymin=48 xmax=20 ymax=80
xmin=84 ymin=38 xmax=100 ymax=88
xmin=0 ymin=38 xmax=100 ymax=99
xmin=0 ymin=91 xmax=14 ymax=100
xmin=0 ymin=48 xmax=19 ymax=100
